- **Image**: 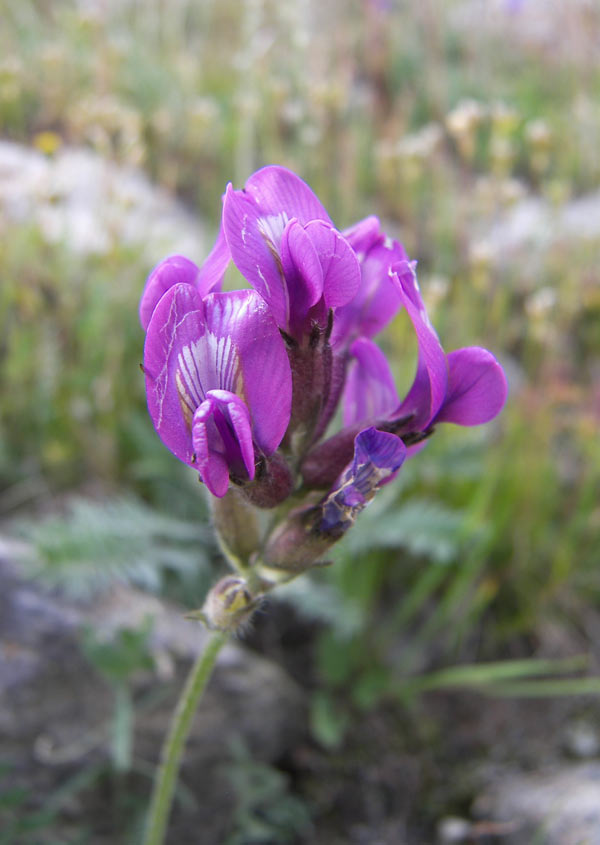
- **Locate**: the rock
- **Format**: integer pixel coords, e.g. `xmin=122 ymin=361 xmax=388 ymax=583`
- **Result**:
xmin=473 ymin=763 xmax=600 ymax=845
xmin=563 ymin=720 xmax=600 ymax=759
xmin=0 ymin=140 xmax=205 ymax=262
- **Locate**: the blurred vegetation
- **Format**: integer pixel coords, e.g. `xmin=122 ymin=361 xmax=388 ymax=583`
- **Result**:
xmin=1 ymin=0 xmax=600 ymax=835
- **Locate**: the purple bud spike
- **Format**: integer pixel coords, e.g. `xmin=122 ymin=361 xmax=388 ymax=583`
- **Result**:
xmin=264 ymin=428 xmax=406 ymax=574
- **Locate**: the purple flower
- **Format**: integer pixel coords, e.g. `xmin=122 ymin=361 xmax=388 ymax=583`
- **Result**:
xmin=302 ymin=261 xmax=507 ymax=489
xmin=263 ymin=427 xmax=406 ymax=572
xmin=139 ymin=227 xmax=231 ymax=330
xmin=140 ymin=164 xmax=508 ymax=516
xmin=222 ymin=166 xmax=361 ymax=340
xmin=143 ymin=283 xmax=292 ymax=498
xmin=342 ymin=260 xmax=508 ymax=431
xmin=331 ymin=216 xmax=407 ymax=348
xmin=319 ymin=427 xmax=406 ymax=536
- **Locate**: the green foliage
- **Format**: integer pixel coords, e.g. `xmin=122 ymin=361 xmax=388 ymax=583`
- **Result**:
xmin=81 ymin=621 xmax=155 ymax=774
xmin=309 ymin=690 xmax=350 ymax=750
xmin=14 ymin=496 xmax=215 ymax=600
xmin=223 ymin=739 xmax=312 ymax=844
xmin=0 ymin=760 xmax=102 ymax=845
xmin=81 ymin=619 xmax=155 ymax=684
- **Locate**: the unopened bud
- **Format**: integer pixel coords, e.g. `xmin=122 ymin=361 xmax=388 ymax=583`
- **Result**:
xmin=262 ymin=506 xmax=333 ymax=578
xmin=188 ymin=576 xmax=256 ymax=632
xmin=301 ymin=425 xmax=361 ymax=490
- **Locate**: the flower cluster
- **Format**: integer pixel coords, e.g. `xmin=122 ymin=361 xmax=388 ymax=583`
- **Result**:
xmin=140 ymin=166 xmax=507 ymax=628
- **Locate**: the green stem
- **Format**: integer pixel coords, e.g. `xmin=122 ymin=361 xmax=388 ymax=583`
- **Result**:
xmin=143 ymin=631 xmax=228 ymax=845
xmin=112 ymin=682 xmax=133 ymax=773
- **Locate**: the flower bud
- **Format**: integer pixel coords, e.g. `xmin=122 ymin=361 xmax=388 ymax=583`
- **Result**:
xmin=265 ymin=428 xmax=407 ymax=580
xmin=262 ymin=505 xmax=333 ymax=578
xmin=190 ymin=576 xmax=256 ymax=632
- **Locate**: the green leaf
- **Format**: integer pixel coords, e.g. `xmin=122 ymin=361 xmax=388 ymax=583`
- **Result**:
xmin=13 ymin=496 xmax=214 ymax=599
xmin=310 ymin=691 xmax=349 ymax=750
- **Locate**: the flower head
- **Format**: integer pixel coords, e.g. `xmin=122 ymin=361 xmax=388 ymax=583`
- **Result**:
xmin=140 ymin=164 xmax=507 ymax=551
xmin=143 ymin=283 xmax=292 ymax=498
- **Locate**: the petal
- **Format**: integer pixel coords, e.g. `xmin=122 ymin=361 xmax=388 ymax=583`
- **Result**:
xmin=435 ymin=347 xmax=508 ymax=425
xmin=319 ymin=427 xmax=406 ymax=533
xmin=244 ymin=165 xmax=332 ymax=226
xmin=351 ymin=427 xmax=407 ymax=486
xmin=392 ymin=261 xmax=448 ymax=429
xmin=139 ymin=239 xmax=227 ymax=332
xmin=203 ymin=290 xmax=292 ymax=455
xmin=191 ymin=410 xmax=229 ymax=497
xmin=357 ymin=239 xmax=407 ymax=331
xmin=342 ymin=215 xmax=383 ymax=256
xmin=192 ymin=390 xmax=255 ymax=497
xmin=280 ymin=218 xmax=324 ymax=331
xmin=139 ymin=255 xmax=201 ymax=331
xmin=145 ymin=286 xmax=292 ymax=469
xmin=304 ymin=220 xmax=361 ymax=309
xmin=342 ymin=337 xmax=399 ymax=425
xmin=332 ymin=232 xmax=407 ymax=347
xmin=195 ymin=225 xmax=231 ymax=293
xmin=144 ymin=283 xmax=208 ymax=466
xmin=222 ymin=183 xmax=289 ymax=327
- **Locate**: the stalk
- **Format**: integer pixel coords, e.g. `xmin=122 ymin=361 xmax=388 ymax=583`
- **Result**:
xmin=143 ymin=631 xmax=228 ymax=845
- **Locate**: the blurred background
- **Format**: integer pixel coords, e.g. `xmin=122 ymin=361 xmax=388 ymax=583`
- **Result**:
xmin=1 ymin=0 xmax=600 ymax=842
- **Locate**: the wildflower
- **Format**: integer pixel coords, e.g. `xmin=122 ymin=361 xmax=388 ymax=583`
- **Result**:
xmin=141 ymin=164 xmax=507 ymax=517
xmin=302 ymin=260 xmax=507 ymax=488
xmin=143 ymin=284 xmax=292 ymax=501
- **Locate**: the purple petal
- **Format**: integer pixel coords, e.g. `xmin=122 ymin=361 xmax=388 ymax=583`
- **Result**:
xmin=144 ymin=283 xmax=207 ymax=466
xmin=222 ymin=167 xmax=333 ymax=328
xmin=280 ymin=219 xmax=324 ymax=332
xmin=342 ymin=215 xmax=383 ymax=256
xmin=244 ymin=165 xmax=332 ymax=226
xmin=392 ymin=261 xmax=448 ymax=430
xmin=319 ymin=427 xmax=406 ymax=533
xmin=435 ymin=347 xmax=508 ymax=425
xmin=203 ymin=290 xmax=292 ymax=455
xmin=332 ymin=230 xmax=407 ymax=347
xmin=351 ymin=427 xmax=407 ymax=484
xmin=139 ymin=255 xmax=201 ymax=331
xmin=196 ymin=225 xmax=231 ymax=293
xmin=342 ymin=338 xmax=399 ymax=425
xmin=192 ymin=390 xmax=255 ymax=497
xmin=304 ymin=220 xmax=361 ymax=309
xmin=144 ymin=285 xmax=291 ymax=469
xmin=222 ymin=183 xmax=289 ymax=327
